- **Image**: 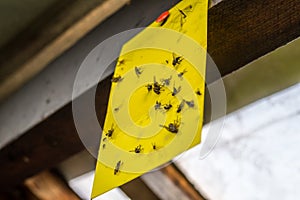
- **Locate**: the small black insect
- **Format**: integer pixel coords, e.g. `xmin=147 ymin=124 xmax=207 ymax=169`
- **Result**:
xmin=153 ymin=77 xmax=164 ymax=95
xmin=102 ymin=137 xmax=107 ymax=142
xmin=172 ymin=53 xmax=183 ymax=67
xmin=146 ymin=84 xmax=153 ymax=92
xmin=135 ymin=66 xmax=143 ymax=77
xmin=177 ymin=4 xmax=195 ymax=28
xmin=155 ymin=101 xmax=162 ymax=110
xmin=196 ymin=89 xmax=202 ymax=96
xmin=164 ymin=102 xmax=172 ymax=111
xmin=114 ymin=160 xmax=122 ymax=175
xmin=161 ymin=76 xmax=172 ymax=86
xmin=153 ymin=83 xmax=162 ymax=94
xmin=178 ymin=9 xmax=187 ymax=28
xmin=117 ymin=59 xmax=125 ymax=66
xmin=177 ymin=100 xmax=185 ymax=113
xmin=178 ymin=8 xmax=187 ymax=18
xmin=106 ymin=124 xmax=114 ymax=138
xmin=160 ymin=118 xmax=180 ymax=134
xmin=130 ymin=145 xmax=143 ymax=153
xmin=172 ymin=84 xmax=182 ymax=96
xmin=185 ymin=100 xmax=195 ymax=108
xmin=178 ymin=69 xmax=187 ymax=79
xmin=165 ymin=60 xmax=169 ymax=64
xmin=185 ymin=4 xmax=193 ymax=11
xmin=111 ymin=75 xmax=123 ymax=83
xmin=152 ymin=143 xmax=157 ymax=150
xmin=102 ymin=143 xmax=106 ymax=149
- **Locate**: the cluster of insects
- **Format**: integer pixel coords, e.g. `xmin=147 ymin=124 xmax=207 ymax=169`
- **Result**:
xmin=146 ymin=75 xmax=185 ymax=97
xmin=113 ymin=142 xmax=159 ymax=175
xmin=144 ymin=50 xmax=203 ymax=136
xmin=145 ymin=76 xmax=165 ymax=95
xmin=107 ymin=7 xmax=206 ymax=172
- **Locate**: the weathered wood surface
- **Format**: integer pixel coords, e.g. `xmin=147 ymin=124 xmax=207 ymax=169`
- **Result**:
xmin=0 ymin=0 xmax=129 ymax=102
xmin=24 ymin=171 xmax=80 ymax=200
xmin=120 ymin=178 xmax=160 ymax=200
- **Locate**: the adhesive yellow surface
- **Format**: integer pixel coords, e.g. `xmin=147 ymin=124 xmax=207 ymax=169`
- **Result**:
xmin=92 ymin=0 xmax=208 ymax=198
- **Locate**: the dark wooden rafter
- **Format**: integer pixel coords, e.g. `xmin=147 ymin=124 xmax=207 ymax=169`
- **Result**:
xmin=0 ymin=0 xmax=299 ymax=193
xmin=120 ymin=178 xmax=160 ymax=200
xmin=24 ymin=171 xmax=80 ymax=200
xmin=161 ymin=164 xmax=206 ymax=200
xmin=0 ymin=0 xmax=130 ymax=102
xmin=208 ymin=0 xmax=300 ymax=76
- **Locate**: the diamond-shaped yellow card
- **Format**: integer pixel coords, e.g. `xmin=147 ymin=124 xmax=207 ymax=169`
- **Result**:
xmin=92 ymin=0 xmax=208 ymax=198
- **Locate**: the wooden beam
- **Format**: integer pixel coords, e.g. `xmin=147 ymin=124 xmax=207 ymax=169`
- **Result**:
xmin=208 ymin=0 xmax=300 ymax=77
xmin=0 ymin=77 xmax=111 ymax=189
xmin=0 ymin=0 xmax=299 ymax=190
xmin=120 ymin=178 xmax=160 ymax=200
xmin=141 ymin=170 xmax=192 ymax=200
xmin=24 ymin=171 xmax=80 ymax=200
xmin=0 ymin=186 xmax=39 ymax=200
xmin=161 ymin=165 xmax=206 ymax=200
xmin=0 ymin=0 xmax=130 ymax=102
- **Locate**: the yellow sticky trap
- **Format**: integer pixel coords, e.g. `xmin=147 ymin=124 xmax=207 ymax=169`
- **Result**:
xmin=92 ymin=0 xmax=208 ymax=198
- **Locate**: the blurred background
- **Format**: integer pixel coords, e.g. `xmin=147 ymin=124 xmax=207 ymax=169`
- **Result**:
xmin=0 ymin=0 xmax=299 ymax=199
